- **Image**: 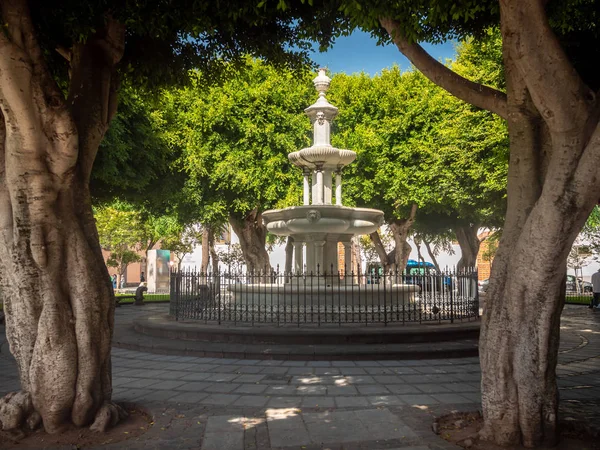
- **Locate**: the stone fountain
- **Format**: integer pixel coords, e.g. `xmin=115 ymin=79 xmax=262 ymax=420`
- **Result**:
xmin=262 ymin=69 xmax=384 ymax=275
xmin=229 ymin=69 xmax=417 ymax=307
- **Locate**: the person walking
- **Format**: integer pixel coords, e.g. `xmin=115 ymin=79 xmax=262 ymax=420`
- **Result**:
xmin=591 ymin=268 xmax=600 ymax=310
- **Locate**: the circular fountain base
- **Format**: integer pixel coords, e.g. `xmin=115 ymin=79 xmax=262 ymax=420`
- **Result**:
xmin=228 ymin=283 xmax=418 ymax=307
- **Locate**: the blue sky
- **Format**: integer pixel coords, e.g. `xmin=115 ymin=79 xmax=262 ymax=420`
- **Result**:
xmin=310 ymin=30 xmax=456 ymax=76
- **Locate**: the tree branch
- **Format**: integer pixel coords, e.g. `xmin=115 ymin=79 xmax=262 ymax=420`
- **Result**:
xmin=68 ymin=16 xmax=125 ymax=183
xmin=499 ymin=0 xmax=596 ymax=131
xmin=380 ymin=17 xmax=508 ymax=120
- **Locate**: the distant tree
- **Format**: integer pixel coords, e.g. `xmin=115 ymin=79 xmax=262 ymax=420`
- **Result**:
xmin=161 ymin=224 xmax=203 ymax=271
xmin=95 ymin=202 xmax=145 ymax=289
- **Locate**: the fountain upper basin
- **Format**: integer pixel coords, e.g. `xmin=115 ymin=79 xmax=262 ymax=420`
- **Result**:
xmin=263 ymin=205 xmax=384 ymax=236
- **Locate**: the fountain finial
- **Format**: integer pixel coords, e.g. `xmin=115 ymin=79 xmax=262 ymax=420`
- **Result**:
xmin=313 ymin=68 xmax=330 ymax=97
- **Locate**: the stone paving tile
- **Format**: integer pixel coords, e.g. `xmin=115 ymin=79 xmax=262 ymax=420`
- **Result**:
xmin=139 ymin=389 xmax=182 ymax=402
xmin=234 ymin=384 xmax=269 ymax=394
xmin=327 ymin=385 xmax=359 ymax=396
xmin=267 ymin=396 xmax=303 ymax=408
xmin=414 ymin=384 xmax=452 ymax=394
xmin=357 ymin=408 xmax=418 ymax=439
xmin=341 ymin=367 xmax=368 ymax=375
xmin=367 ymin=395 xmax=405 ymax=406
xmin=301 ymin=396 xmax=335 ymax=408
xmin=204 ymin=382 xmax=241 ymax=393
xmin=287 ymin=367 xmax=315 ymax=375
xmin=373 ymin=375 xmax=404 ymax=384
xmin=356 ymin=384 xmax=391 ymax=395
xmin=331 ymin=361 xmax=357 ymax=367
xmin=266 ymin=409 xmax=310 ymax=447
xmin=232 ymin=395 xmax=270 ymax=407
xmin=335 ymin=396 xmax=371 ymax=408
xmin=169 ymin=392 xmax=210 ymax=403
xmin=237 ymin=365 xmax=264 ymax=374
xmin=174 ymin=381 xmax=213 ymax=391
xmin=296 ymin=385 xmax=327 ymax=396
xmin=386 ymin=384 xmax=422 ymax=395
xmin=203 ymin=373 xmax=238 ymax=382
xmin=397 ymin=394 xmax=439 ymax=405
xmin=260 ymin=366 xmax=289 ymax=374
xmin=265 ymin=385 xmax=298 ymax=396
xmin=201 ymin=415 xmax=244 ymax=450
xmin=202 ymin=393 xmax=240 ymax=405
xmin=233 ymin=374 xmax=265 ymax=383
xmin=179 ymin=372 xmax=212 ymax=381
xmin=148 ymin=380 xmax=187 ymax=390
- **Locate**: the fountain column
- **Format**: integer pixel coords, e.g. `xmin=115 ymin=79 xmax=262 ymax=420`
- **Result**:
xmin=324 ymin=170 xmax=332 ymax=204
xmin=293 ymin=241 xmax=303 ymax=274
xmin=343 ymin=242 xmax=352 ymax=275
xmin=315 ymin=168 xmax=324 ymax=205
xmin=303 ymin=169 xmax=310 ymax=205
xmin=335 ymin=171 xmax=342 ymax=206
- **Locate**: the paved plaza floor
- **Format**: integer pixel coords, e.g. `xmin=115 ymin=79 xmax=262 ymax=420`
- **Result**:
xmin=1 ymin=304 xmax=599 ymax=449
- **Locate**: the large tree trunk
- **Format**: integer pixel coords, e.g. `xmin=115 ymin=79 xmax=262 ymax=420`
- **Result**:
xmin=229 ymin=209 xmax=271 ymax=274
xmin=389 ymin=204 xmax=418 ymax=273
xmin=369 ymin=230 xmax=395 ymax=271
xmin=454 ymin=224 xmax=480 ymax=270
xmin=381 ymin=1 xmax=600 ymax=445
xmin=0 ymin=1 xmax=126 ymax=434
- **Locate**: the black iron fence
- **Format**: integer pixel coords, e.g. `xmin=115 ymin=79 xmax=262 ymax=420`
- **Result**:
xmin=169 ymin=267 xmax=479 ymax=326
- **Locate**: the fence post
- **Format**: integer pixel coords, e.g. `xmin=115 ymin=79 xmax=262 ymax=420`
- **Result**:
xmin=449 ymin=268 xmax=454 ymax=324
xmin=474 ymin=269 xmax=480 ymax=318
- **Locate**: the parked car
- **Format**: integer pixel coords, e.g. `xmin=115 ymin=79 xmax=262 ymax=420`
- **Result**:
xmin=404 ymin=260 xmax=452 ymax=291
xmin=566 ymin=275 xmax=593 ymax=293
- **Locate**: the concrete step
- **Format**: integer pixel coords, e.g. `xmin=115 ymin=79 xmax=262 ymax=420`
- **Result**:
xmin=113 ymin=315 xmax=480 ymax=360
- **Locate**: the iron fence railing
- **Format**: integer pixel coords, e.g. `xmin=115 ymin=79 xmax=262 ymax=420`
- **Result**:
xmin=169 ymin=267 xmax=479 ymax=326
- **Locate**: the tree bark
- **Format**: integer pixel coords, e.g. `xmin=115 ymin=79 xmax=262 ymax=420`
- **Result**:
xmin=369 ymin=230 xmax=395 ymax=271
xmin=229 ymin=209 xmax=271 ymax=274
xmin=454 ymin=224 xmax=481 ymax=270
xmin=200 ymin=228 xmax=210 ymax=274
xmin=382 ymin=2 xmax=600 ymax=446
xmin=423 ymin=239 xmax=441 ymax=272
xmin=207 ymin=228 xmax=219 ymax=276
xmin=389 ymin=204 xmax=418 ymax=273
xmin=0 ymin=0 xmax=126 ymax=434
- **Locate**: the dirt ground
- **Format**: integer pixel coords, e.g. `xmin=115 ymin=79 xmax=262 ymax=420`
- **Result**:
xmin=436 ymin=411 xmax=600 ymax=450
xmin=0 ymin=405 xmax=152 ymax=449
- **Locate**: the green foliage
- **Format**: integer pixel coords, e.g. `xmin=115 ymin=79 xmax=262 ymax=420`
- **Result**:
xmin=161 ymin=59 xmax=315 ymax=222
xmin=329 ymin=37 xmax=508 ymax=230
xmin=92 ymin=84 xmax=185 ymax=213
xmin=31 ymin=0 xmax=348 ymax=90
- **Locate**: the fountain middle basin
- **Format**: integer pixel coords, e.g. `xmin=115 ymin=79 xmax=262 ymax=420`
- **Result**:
xmin=263 ymin=205 xmax=384 ymax=236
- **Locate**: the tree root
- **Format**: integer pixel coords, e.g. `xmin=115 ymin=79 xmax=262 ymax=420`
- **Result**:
xmin=90 ymin=401 xmax=128 ymax=432
xmin=0 ymin=391 xmax=40 ymax=431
